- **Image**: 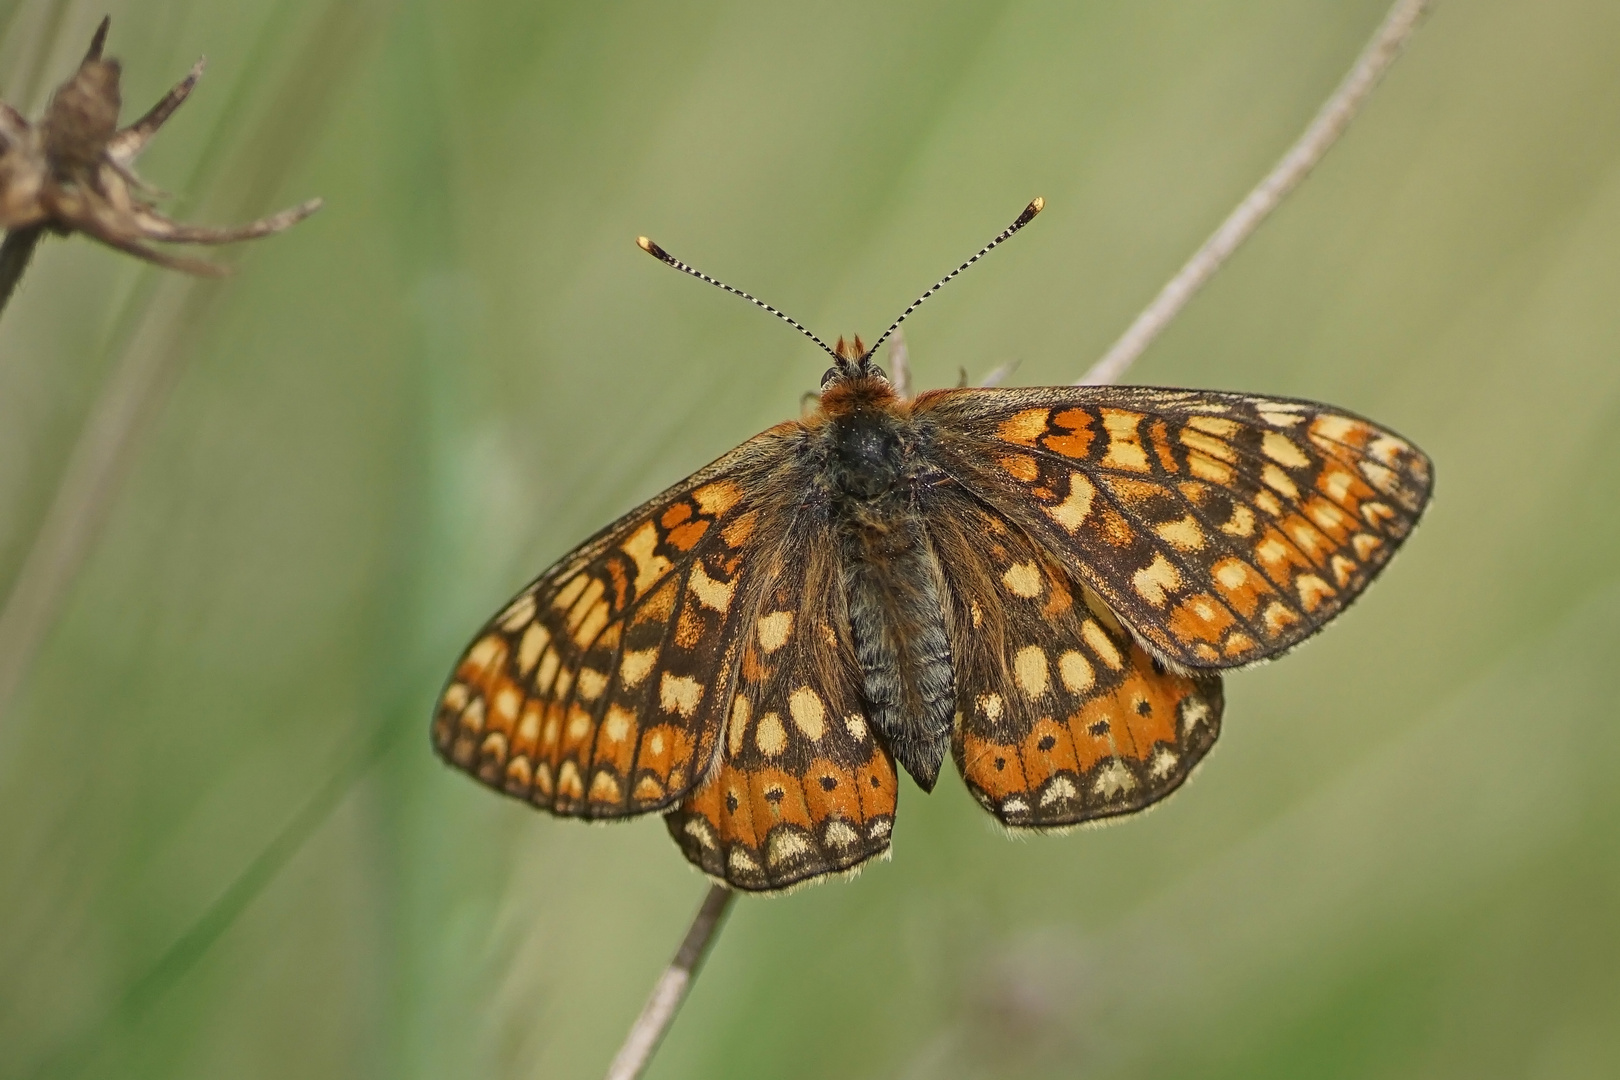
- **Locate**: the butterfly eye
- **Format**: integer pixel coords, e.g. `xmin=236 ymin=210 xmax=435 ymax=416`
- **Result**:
xmin=867 ymin=364 xmax=887 ymax=381
xmin=820 ymin=367 xmax=841 ymax=388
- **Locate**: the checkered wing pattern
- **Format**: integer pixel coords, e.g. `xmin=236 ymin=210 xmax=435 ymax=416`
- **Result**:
xmin=665 ymin=523 xmax=899 ymax=891
xmin=916 ymin=387 xmax=1432 ymax=671
xmin=431 ymin=430 xmax=799 ymax=818
xmin=928 ymin=488 xmax=1223 ymax=827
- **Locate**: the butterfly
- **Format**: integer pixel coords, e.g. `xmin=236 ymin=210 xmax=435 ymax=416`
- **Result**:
xmin=430 ymin=199 xmax=1432 ymax=892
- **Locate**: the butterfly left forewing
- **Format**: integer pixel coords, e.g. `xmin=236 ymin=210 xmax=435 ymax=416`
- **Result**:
xmin=432 ymin=429 xmax=799 ymax=819
xmin=915 ymin=386 xmax=1432 ymax=671
xmin=926 ymin=488 xmax=1223 ymax=827
xmin=665 ymin=522 xmax=899 ymax=891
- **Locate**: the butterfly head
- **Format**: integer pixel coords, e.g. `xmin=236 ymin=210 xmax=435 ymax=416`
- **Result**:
xmin=820 ymin=334 xmax=889 ymax=389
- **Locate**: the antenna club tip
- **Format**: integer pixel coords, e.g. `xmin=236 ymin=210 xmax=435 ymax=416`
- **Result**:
xmin=636 ymin=235 xmax=656 ymax=253
xmin=1030 ymin=196 xmax=1045 ymax=214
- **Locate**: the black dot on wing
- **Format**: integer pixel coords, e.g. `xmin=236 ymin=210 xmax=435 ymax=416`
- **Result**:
xmin=1089 ymin=720 xmax=1110 ymax=737
xmin=870 ymin=775 xmax=882 ymax=788
xmin=764 ymin=786 xmax=785 ymax=804
xmin=725 ymin=791 xmax=739 ymax=812
xmin=1135 ymin=699 xmax=1152 ymax=716
xmin=993 ymin=756 xmax=1006 ymax=771
xmin=819 ymin=776 xmax=838 ymax=791
xmin=1036 ymin=735 xmax=1056 ymax=751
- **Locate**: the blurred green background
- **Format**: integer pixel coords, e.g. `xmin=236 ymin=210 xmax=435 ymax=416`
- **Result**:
xmin=2 ymin=0 xmax=1618 ymax=1077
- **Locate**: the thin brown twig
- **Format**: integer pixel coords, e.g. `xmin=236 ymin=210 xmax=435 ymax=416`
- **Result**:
xmin=1077 ymin=0 xmax=1428 ymax=386
xmin=604 ymin=884 xmax=736 ymax=1080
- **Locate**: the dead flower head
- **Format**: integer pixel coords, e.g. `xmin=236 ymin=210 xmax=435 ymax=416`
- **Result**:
xmin=0 ymin=17 xmax=320 ymax=275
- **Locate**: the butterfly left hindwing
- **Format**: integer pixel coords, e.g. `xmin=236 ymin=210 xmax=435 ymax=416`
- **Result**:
xmin=665 ymin=522 xmax=899 ymax=892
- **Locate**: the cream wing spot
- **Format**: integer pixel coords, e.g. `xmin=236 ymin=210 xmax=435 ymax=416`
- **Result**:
xmin=516 ymin=623 xmax=550 ymax=675
xmin=498 ymin=592 xmax=537 ymax=631
xmin=844 ymin=714 xmax=868 ymax=741
xmin=1058 ymin=650 xmax=1094 ymax=693
xmin=688 ymin=561 xmax=736 ymax=612
xmin=603 ymin=706 xmax=633 ymax=745
xmin=1044 ymin=473 xmax=1096 ymax=532
xmin=1132 ymin=554 xmax=1182 ymax=607
xmin=788 ymin=687 xmax=826 ymax=741
xmin=1002 ymin=561 xmax=1043 ymax=599
xmin=755 ymin=712 xmax=787 ymax=757
xmin=1080 ymin=621 xmax=1123 ymax=670
xmin=621 ymin=521 xmax=673 ymax=593
xmin=756 ymin=611 xmax=794 ymax=654
xmin=619 ymin=648 xmax=657 ymax=688
xmin=1155 ymin=515 xmax=1205 ymax=551
xmin=976 ymin=693 xmax=1005 ymax=721
xmin=1262 ymin=431 xmax=1311 ymax=468
xmin=728 ymin=696 xmax=751 ymax=758
xmin=659 ymin=673 xmax=702 ymax=718
xmin=1013 ymin=646 xmax=1050 ymax=699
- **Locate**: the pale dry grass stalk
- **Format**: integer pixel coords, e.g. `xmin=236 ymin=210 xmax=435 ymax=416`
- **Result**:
xmin=602 ymin=3 xmax=1429 ymax=1077
xmin=1078 ymin=0 xmax=1428 ymax=387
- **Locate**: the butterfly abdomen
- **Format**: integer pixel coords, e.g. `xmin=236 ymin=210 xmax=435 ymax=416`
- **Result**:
xmin=813 ymin=378 xmax=955 ymax=791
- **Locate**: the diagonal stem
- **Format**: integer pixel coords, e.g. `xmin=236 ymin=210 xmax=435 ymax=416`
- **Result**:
xmin=1077 ymin=0 xmax=1428 ymax=386
xmin=603 ymin=884 xmax=736 ymax=1080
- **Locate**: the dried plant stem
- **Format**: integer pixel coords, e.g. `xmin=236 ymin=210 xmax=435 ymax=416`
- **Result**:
xmin=0 ymin=226 xmax=44 ymax=319
xmin=1078 ymin=0 xmax=1428 ymax=386
xmin=604 ymin=884 xmax=736 ymax=1080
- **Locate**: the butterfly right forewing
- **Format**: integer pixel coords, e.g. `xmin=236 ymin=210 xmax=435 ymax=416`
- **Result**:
xmin=916 ymin=386 xmax=1432 ymax=672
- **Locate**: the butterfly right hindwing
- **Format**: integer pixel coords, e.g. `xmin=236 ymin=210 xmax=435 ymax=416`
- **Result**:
xmin=926 ymin=483 xmax=1224 ymax=827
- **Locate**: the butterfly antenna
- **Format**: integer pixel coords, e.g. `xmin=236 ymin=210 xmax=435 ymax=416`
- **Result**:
xmin=861 ymin=197 xmax=1045 ymax=363
xmin=637 ymin=236 xmax=841 ymax=363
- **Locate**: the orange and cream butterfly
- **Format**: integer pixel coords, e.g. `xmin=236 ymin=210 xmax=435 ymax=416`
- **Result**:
xmin=431 ymin=199 xmax=1431 ymax=892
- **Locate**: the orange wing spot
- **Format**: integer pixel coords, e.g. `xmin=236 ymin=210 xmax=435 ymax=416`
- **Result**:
xmin=1179 ymin=428 xmax=1237 ymax=463
xmin=534 ymin=760 xmax=555 ymax=798
xmin=636 ymin=724 xmax=692 ymax=781
xmin=633 ymin=579 xmax=679 ymax=625
xmin=1252 ymin=489 xmax=1284 ymax=518
xmin=997 ymin=452 xmax=1040 ymax=482
xmin=856 ymin=745 xmax=898 ymax=818
xmin=693 ymin=479 xmax=743 ymax=516
xmin=1281 ymin=513 xmax=1335 ymax=566
xmin=1042 ymin=408 xmax=1095 ymax=459
xmin=457 ymin=697 xmax=486 ymax=737
xmin=660 ymin=502 xmax=692 ymax=529
xmin=1302 ymin=495 xmax=1355 ymax=543
xmin=721 ymin=509 xmax=758 ymax=548
xmin=560 ymin=704 xmax=595 ymax=754
xmin=960 ymin=732 xmax=1030 ymax=802
xmin=486 ymin=677 xmax=522 ymax=737
xmin=804 ymin=757 xmax=863 ymax=824
xmin=674 ymin=603 xmax=704 ymax=648
xmin=1252 ymin=525 xmax=1315 ymax=586
xmin=746 ymin=767 xmax=813 ymax=829
xmin=593 ymin=705 xmax=638 ymax=774
xmin=1117 ymin=666 xmax=1180 ymax=758
xmin=621 ymin=521 xmax=674 ymax=594
xmin=1148 ymin=418 xmax=1179 ymax=473
xmin=997 ymin=408 xmax=1051 ymax=446
xmin=1019 ymin=718 xmax=1081 ymax=789
xmin=633 ymin=775 xmax=666 ymax=803
xmin=1096 ymin=507 xmax=1135 ymax=547
xmin=1223 ymin=632 xmax=1258 ymax=658
xmin=1069 ymin=696 xmax=1121 ymax=771
xmin=1210 ymin=556 xmax=1276 ymax=619
xmin=550 ymin=574 xmax=589 ymax=613
xmin=1167 ymin=592 xmax=1237 ymax=645
xmin=666 ymin=519 xmax=710 ymax=552
xmin=1330 ymin=554 xmax=1359 ymax=587
xmin=588 ymin=769 xmax=622 ymax=804
xmin=1040 ymin=565 xmax=1075 ymax=619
